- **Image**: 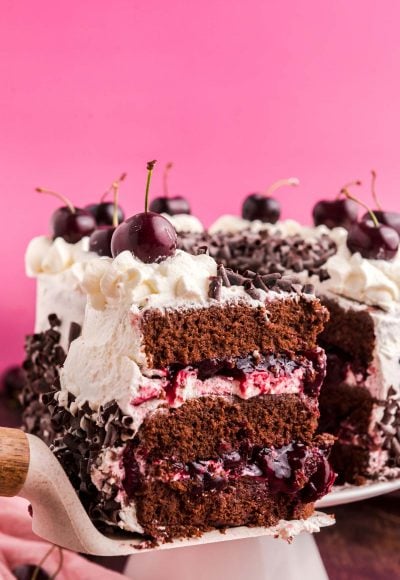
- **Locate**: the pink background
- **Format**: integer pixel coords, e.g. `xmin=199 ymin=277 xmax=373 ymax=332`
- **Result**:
xmin=2 ymin=0 xmax=400 ymax=370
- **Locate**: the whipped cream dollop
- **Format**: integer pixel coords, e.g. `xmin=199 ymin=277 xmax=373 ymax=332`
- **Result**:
xmin=316 ymin=227 xmax=400 ymax=311
xmin=82 ymin=249 xmax=265 ymax=311
xmin=25 ymin=236 xmax=97 ymax=348
xmin=25 ymin=235 xmax=93 ymax=278
xmin=162 ymin=213 xmax=204 ymax=233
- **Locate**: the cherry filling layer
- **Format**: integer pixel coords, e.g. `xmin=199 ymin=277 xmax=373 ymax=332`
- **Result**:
xmin=133 ymin=349 xmax=326 ymax=407
xmin=122 ymin=440 xmax=336 ymax=504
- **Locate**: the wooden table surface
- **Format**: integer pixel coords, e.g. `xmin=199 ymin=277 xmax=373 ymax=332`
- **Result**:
xmin=2 ymin=403 xmax=400 ymax=579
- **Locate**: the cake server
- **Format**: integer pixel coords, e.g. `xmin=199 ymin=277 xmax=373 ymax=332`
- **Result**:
xmin=0 ymin=427 xmax=334 ymax=556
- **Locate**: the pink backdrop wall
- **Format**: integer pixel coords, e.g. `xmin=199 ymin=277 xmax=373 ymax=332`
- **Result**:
xmin=2 ymin=0 xmax=400 ymax=370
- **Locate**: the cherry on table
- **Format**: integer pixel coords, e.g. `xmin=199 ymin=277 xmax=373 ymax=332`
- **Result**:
xmin=149 ymin=162 xmax=191 ymax=215
xmin=0 ymin=365 xmax=25 ymax=398
xmin=241 ymin=177 xmax=299 ymax=223
xmin=347 ymin=220 xmax=399 ymax=260
xmin=12 ymin=565 xmax=50 ymax=580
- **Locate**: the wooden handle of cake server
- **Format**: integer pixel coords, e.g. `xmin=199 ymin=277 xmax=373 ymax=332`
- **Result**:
xmin=0 ymin=427 xmax=30 ymax=497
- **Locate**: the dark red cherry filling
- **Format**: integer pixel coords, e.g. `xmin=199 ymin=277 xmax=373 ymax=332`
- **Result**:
xmin=164 ymin=350 xmax=326 ymax=401
xmin=122 ymin=441 xmax=335 ymax=502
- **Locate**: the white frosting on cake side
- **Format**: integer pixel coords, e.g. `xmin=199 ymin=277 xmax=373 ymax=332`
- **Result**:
xmin=25 ymin=236 xmax=96 ymax=350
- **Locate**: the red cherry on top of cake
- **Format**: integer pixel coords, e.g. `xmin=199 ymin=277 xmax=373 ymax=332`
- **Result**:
xmin=149 ymin=162 xmax=191 ymax=215
xmin=111 ymin=160 xmax=178 ymax=263
xmin=341 ymin=177 xmax=400 ymax=260
xmin=85 ymin=173 xmax=126 ymax=226
xmin=242 ymin=177 xmax=300 ymax=223
xmin=36 ymin=188 xmax=96 ymax=243
xmin=89 ymin=174 xmax=127 ymax=257
xmin=360 ymin=171 xmax=400 ymax=235
xmin=312 ymin=180 xmax=360 ymax=230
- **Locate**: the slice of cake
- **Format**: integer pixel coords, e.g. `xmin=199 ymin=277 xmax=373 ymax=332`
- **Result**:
xmin=44 ymin=246 xmax=335 ymax=543
xmin=180 ymin=216 xmax=400 ymax=484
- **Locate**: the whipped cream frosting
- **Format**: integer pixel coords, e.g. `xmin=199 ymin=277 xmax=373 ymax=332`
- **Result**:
xmin=315 ymin=227 xmax=400 ymax=312
xmin=210 ymin=214 xmax=400 ymax=311
xmin=25 ymin=235 xmax=93 ymax=276
xmin=162 ymin=213 xmax=204 ymax=233
xmin=81 ymin=249 xmax=268 ymax=311
xmin=25 ymin=235 xmax=96 ymax=349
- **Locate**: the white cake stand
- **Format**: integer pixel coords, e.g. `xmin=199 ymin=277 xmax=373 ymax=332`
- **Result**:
xmin=124 ymin=532 xmax=328 ymax=580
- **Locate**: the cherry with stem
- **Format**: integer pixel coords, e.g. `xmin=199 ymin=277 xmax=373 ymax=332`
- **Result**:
xmin=242 ymin=177 xmax=300 ymax=223
xmin=341 ymin=186 xmax=399 ymax=260
xmin=36 ymin=187 xmax=96 ymax=243
xmin=89 ymin=174 xmax=126 ymax=257
xmin=111 ymin=160 xmax=178 ymax=263
xmin=312 ymin=180 xmax=361 ymax=230
xmin=149 ymin=161 xmax=191 ymax=215
xmin=360 ymin=170 xmax=400 ymax=235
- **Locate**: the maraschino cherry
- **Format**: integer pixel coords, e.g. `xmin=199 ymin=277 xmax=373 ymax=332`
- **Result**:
xmin=111 ymin=160 xmax=178 ymax=263
xmin=36 ymin=188 xmax=96 ymax=243
xmin=149 ymin=162 xmax=191 ymax=215
xmin=361 ymin=170 xmax=400 ymax=235
xmin=242 ymin=177 xmax=300 ymax=223
xmin=89 ymin=175 xmax=125 ymax=257
xmin=312 ymin=181 xmax=360 ymax=230
xmin=342 ymin=186 xmax=400 ymax=260
xmin=86 ymin=173 xmax=126 ymax=225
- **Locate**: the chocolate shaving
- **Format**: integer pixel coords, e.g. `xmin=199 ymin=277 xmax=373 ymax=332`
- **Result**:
xmin=68 ymin=322 xmax=82 ymax=347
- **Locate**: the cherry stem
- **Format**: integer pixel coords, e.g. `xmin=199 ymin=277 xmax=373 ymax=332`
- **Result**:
xmin=36 ymin=188 xmax=75 ymax=214
xmin=336 ymin=180 xmax=362 ymax=200
xmin=265 ymin=177 xmax=300 ymax=196
xmin=100 ymin=172 xmax=126 ymax=203
xmin=340 ymin=186 xmax=379 ymax=228
xmin=31 ymin=544 xmax=56 ymax=580
xmin=163 ymin=162 xmax=173 ymax=198
xmin=50 ymin=547 xmax=64 ymax=580
xmin=145 ymin=160 xmax=157 ymax=213
xmin=371 ymin=170 xmax=382 ymax=211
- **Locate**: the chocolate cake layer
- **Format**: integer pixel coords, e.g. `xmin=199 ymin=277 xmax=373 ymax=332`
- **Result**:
xmin=142 ymin=298 xmax=328 ymax=368
xmin=131 ymin=478 xmax=316 ymax=540
xmin=134 ymin=395 xmax=320 ymax=462
xmin=328 ymin=443 xmax=370 ymax=485
xmin=319 ymin=297 xmax=375 ymax=367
